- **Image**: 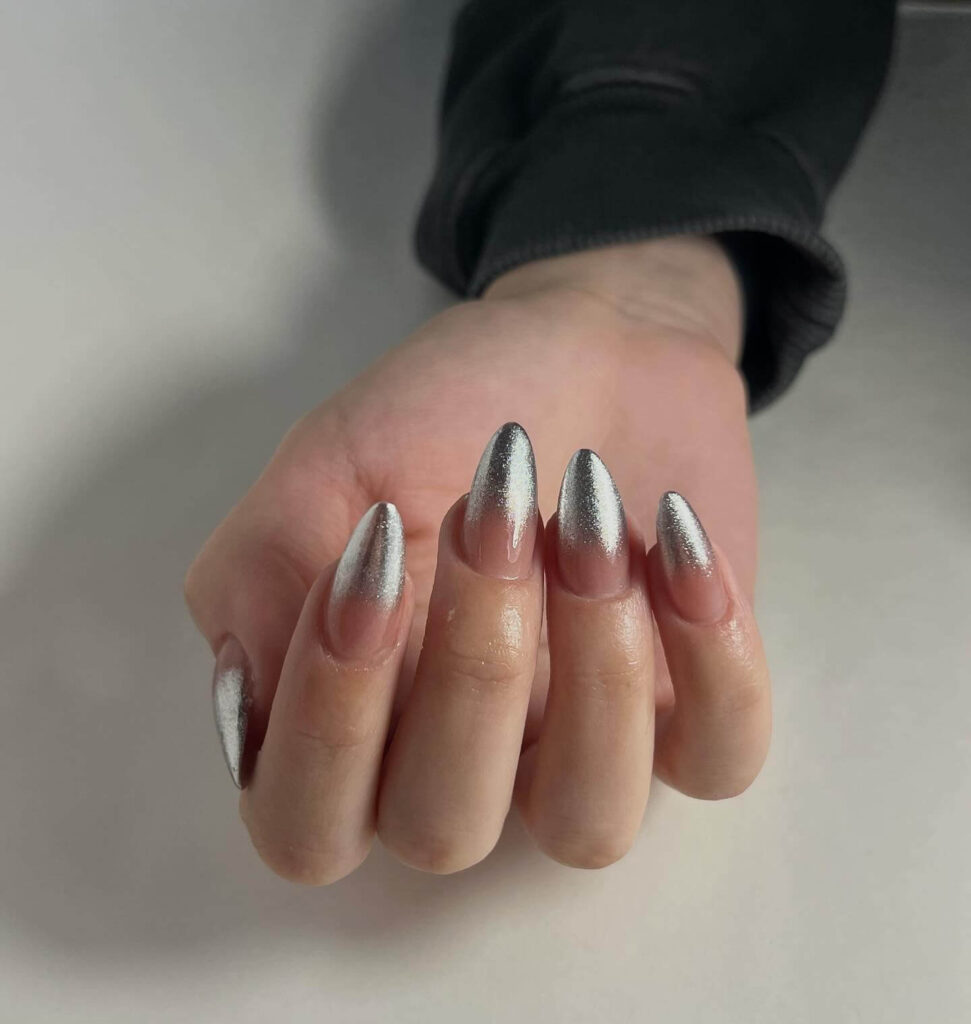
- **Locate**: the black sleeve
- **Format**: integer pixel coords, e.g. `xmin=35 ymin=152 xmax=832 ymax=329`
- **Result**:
xmin=414 ymin=0 xmax=896 ymax=410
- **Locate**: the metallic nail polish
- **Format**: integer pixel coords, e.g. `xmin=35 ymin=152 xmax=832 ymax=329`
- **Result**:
xmin=212 ymin=634 xmax=252 ymax=789
xmin=556 ymin=449 xmax=630 ymax=596
xmin=462 ymin=422 xmax=538 ymax=578
xmin=326 ymin=501 xmax=406 ymax=659
xmin=655 ymin=491 xmax=727 ymax=622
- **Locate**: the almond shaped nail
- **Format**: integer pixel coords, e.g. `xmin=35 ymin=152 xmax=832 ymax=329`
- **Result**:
xmin=462 ymin=422 xmax=538 ymax=578
xmin=655 ymin=491 xmax=727 ymax=622
xmin=556 ymin=449 xmax=629 ymax=597
xmin=326 ymin=501 xmax=406 ymax=658
xmin=212 ymin=634 xmax=252 ymax=789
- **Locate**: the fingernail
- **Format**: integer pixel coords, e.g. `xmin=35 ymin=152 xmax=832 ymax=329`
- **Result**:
xmin=656 ymin=491 xmax=728 ymax=623
xmin=556 ymin=449 xmax=630 ymax=597
xmin=461 ymin=422 xmax=538 ymax=579
xmin=326 ymin=501 xmax=406 ymax=660
xmin=212 ymin=634 xmax=253 ymax=789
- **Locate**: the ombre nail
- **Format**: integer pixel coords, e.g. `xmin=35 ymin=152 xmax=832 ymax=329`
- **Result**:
xmin=656 ymin=491 xmax=728 ymax=623
xmin=212 ymin=634 xmax=252 ymax=789
xmin=326 ymin=502 xmax=406 ymax=659
xmin=556 ymin=449 xmax=630 ymax=597
xmin=461 ymin=422 xmax=538 ymax=579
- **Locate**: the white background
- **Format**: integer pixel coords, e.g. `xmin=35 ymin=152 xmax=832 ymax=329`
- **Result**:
xmin=0 ymin=3 xmax=968 ymax=1021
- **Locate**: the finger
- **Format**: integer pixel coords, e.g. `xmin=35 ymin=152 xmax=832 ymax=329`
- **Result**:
xmin=648 ymin=491 xmax=771 ymax=799
xmin=184 ymin=431 xmax=369 ymax=789
xmin=378 ymin=423 xmax=544 ymax=874
xmin=242 ymin=502 xmax=413 ymax=885
xmin=518 ymin=450 xmax=654 ymax=869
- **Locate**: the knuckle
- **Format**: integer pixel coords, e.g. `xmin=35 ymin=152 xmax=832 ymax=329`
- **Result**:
xmin=290 ymin=715 xmax=377 ymax=759
xmin=715 ymin=773 xmax=757 ymax=799
xmin=559 ymin=659 xmax=650 ymax=703
xmin=720 ymin=678 xmax=769 ymax=717
xmin=685 ymin=775 xmax=755 ymax=801
xmin=182 ymin=553 xmax=208 ymax=619
xmin=286 ymin=669 xmax=385 ymax=761
xmin=672 ymin=760 xmax=764 ymax=801
xmin=694 ymin=671 xmax=769 ymax=722
xmin=185 ymin=529 xmax=313 ymax=656
xmin=241 ymin=794 xmax=368 ymax=885
xmin=182 ymin=517 xmax=243 ymax=622
xmin=379 ymin=820 xmax=486 ymax=875
xmin=534 ymin=820 xmax=634 ymax=870
xmin=439 ymin=638 xmax=529 ymax=697
xmin=249 ymin=832 xmax=366 ymax=886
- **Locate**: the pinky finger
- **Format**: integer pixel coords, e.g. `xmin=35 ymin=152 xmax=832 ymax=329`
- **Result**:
xmin=648 ymin=492 xmax=771 ymax=799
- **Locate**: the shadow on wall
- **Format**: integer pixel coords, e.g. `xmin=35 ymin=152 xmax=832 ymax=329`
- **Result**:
xmin=0 ymin=0 xmax=558 ymax=963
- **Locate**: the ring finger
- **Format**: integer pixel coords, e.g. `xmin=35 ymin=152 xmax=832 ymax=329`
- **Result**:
xmin=517 ymin=450 xmax=655 ymax=868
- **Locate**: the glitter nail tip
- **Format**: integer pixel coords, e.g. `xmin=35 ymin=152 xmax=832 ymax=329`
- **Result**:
xmin=465 ymin=422 xmax=537 ymax=549
xmin=656 ymin=491 xmax=715 ymax=577
xmin=212 ymin=635 xmax=251 ymax=789
xmin=557 ymin=449 xmax=628 ymax=560
xmin=331 ymin=502 xmax=406 ymax=612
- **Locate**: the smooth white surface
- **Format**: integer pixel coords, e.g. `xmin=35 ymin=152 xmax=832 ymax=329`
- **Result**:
xmin=0 ymin=4 xmax=968 ymax=1022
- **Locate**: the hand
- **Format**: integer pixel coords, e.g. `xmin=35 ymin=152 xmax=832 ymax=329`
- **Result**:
xmin=185 ymin=236 xmax=771 ymax=881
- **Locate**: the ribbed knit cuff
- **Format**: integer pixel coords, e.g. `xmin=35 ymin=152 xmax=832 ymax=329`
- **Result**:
xmin=416 ymin=91 xmax=847 ymax=411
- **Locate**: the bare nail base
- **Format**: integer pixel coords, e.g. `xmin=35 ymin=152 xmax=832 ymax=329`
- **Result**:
xmin=212 ymin=635 xmax=252 ymax=789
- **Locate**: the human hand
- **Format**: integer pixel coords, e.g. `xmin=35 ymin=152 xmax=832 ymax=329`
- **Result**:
xmin=185 ymin=237 xmax=770 ymax=881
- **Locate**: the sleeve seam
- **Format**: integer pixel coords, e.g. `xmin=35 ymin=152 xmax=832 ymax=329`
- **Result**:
xmin=469 ymin=215 xmax=845 ymax=297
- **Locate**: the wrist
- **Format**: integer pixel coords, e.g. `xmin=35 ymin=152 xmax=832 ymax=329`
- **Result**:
xmin=482 ymin=236 xmax=743 ymax=365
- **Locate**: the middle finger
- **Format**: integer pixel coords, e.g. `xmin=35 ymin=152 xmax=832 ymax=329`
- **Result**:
xmin=377 ymin=423 xmax=544 ymax=874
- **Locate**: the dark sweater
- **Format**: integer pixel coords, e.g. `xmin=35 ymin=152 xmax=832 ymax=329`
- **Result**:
xmin=414 ymin=0 xmax=897 ymax=410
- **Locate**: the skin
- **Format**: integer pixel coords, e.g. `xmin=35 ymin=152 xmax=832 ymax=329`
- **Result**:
xmin=185 ymin=236 xmax=770 ymax=881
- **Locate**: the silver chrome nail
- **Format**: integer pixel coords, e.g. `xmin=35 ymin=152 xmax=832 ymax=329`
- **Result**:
xmin=557 ymin=449 xmax=629 ymax=563
xmin=656 ymin=491 xmax=715 ymax=577
xmin=464 ymin=422 xmax=537 ymax=549
xmin=212 ymin=635 xmax=252 ymax=789
xmin=331 ymin=501 xmax=405 ymax=611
